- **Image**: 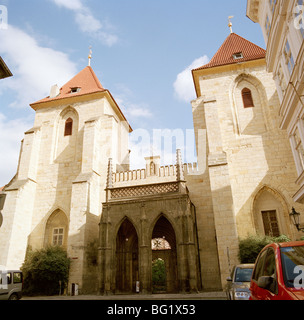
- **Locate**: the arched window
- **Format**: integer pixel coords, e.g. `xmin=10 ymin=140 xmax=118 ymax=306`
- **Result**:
xmin=242 ymin=88 xmax=254 ymax=108
xmin=64 ymin=118 xmax=73 ymax=136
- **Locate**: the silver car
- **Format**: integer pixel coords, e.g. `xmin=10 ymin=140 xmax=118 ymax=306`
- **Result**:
xmin=226 ymin=264 xmax=254 ymax=300
xmin=0 ymin=270 xmax=23 ymax=300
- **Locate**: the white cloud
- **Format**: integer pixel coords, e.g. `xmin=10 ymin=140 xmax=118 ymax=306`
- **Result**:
xmin=52 ymin=0 xmax=84 ymax=11
xmin=0 ymin=113 xmax=33 ymax=187
xmin=114 ymin=85 xmax=153 ymax=121
xmin=173 ymin=55 xmax=209 ymax=102
xmin=0 ymin=25 xmax=77 ymax=108
xmin=117 ymin=97 xmax=153 ymax=120
xmin=51 ymin=0 xmax=118 ymax=46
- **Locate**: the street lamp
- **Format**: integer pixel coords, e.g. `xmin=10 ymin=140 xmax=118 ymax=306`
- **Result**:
xmin=290 ymin=207 xmax=304 ymax=232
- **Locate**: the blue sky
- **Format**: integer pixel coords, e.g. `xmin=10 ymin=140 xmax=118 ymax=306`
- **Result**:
xmin=0 ymin=0 xmax=265 ymax=186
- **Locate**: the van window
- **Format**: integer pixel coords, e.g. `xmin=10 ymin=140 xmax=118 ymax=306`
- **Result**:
xmin=13 ymin=272 xmax=22 ymax=284
xmin=0 ymin=272 xmax=11 ymax=285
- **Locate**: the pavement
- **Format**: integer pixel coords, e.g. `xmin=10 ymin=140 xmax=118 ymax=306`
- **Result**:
xmin=22 ymin=291 xmax=227 ymax=300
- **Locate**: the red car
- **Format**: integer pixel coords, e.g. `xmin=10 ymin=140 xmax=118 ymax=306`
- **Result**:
xmin=250 ymin=241 xmax=304 ymax=300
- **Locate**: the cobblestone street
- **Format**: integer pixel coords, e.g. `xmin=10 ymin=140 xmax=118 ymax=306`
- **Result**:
xmin=22 ymin=291 xmax=227 ymax=300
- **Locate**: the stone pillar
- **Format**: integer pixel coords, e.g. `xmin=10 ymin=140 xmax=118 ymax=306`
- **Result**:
xmin=106 ymin=158 xmax=113 ymax=202
xmin=204 ymin=98 xmax=239 ymax=288
xmin=185 ymin=201 xmax=199 ymax=292
xmin=176 ymin=149 xmax=184 ymax=181
xmin=139 ymin=202 xmax=151 ymax=294
xmin=177 ymin=198 xmax=189 ymax=292
xmin=99 ymin=204 xmax=113 ymax=295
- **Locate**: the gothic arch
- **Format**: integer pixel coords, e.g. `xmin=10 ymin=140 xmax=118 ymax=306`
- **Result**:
xmin=149 ymin=212 xmax=179 ymax=245
xmin=53 ymin=106 xmax=79 ymax=162
xmin=251 ymin=185 xmax=291 ymax=237
xmin=150 ymin=214 xmax=178 ymax=293
xmin=115 ymin=217 xmax=139 ymax=293
xmin=151 ymin=214 xmax=177 ymax=249
xmin=229 ymin=73 xmax=272 ymax=135
xmin=43 ymin=208 xmax=69 ymax=249
xmin=114 ymin=215 xmax=140 ymax=241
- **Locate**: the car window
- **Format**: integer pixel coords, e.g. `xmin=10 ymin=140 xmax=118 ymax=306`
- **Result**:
xmin=13 ymin=272 xmax=22 ymax=284
xmin=252 ymin=249 xmax=267 ymax=281
xmin=281 ymin=245 xmax=304 ymax=288
xmin=234 ymin=268 xmax=253 ymax=282
xmin=262 ymin=248 xmax=278 ymax=294
xmin=263 ymin=249 xmax=276 ymax=277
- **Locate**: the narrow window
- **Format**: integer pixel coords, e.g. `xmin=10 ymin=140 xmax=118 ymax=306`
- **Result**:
xmin=269 ymin=0 xmax=277 ymax=15
xmin=293 ymin=127 xmax=304 ymax=171
xmin=64 ymin=118 xmax=73 ymax=136
xmin=284 ymin=40 xmax=295 ymax=75
xmin=295 ymin=0 xmax=304 ymax=38
xmin=265 ymin=15 xmax=271 ymax=37
xmin=242 ymin=88 xmax=254 ymax=108
xmin=53 ymin=228 xmax=64 ymax=246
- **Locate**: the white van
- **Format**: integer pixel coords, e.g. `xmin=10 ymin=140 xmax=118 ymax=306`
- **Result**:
xmin=0 ymin=270 xmax=23 ymax=300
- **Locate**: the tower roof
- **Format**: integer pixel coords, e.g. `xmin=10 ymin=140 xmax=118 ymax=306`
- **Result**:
xmin=30 ymin=65 xmax=132 ymax=132
xmin=193 ymin=33 xmax=266 ymax=71
xmin=31 ymin=66 xmax=105 ymax=105
xmin=192 ymin=33 xmax=266 ymax=98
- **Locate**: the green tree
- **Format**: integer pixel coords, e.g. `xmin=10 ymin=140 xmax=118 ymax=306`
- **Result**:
xmin=152 ymin=258 xmax=166 ymax=292
xmin=22 ymin=246 xmax=70 ymax=296
xmin=238 ymin=235 xmax=290 ymax=264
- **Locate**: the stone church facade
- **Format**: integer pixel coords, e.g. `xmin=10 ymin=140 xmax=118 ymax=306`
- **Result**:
xmin=1 ymin=32 xmax=304 ymax=295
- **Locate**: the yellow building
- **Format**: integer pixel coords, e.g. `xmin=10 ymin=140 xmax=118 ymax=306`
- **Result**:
xmin=0 ymin=29 xmax=303 ymax=294
xmin=247 ymin=0 xmax=304 ymax=208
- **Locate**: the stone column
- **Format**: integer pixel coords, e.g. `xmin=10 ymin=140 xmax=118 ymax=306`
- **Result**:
xmin=204 ymin=98 xmax=239 ymax=288
xmin=99 ymin=204 xmax=113 ymax=295
xmin=139 ymin=202 xmax=151 ymax=293
xmin=185 ymin=200 xmax=199 ymax=292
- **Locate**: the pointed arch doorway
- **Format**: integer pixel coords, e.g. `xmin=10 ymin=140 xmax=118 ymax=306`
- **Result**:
xmin=115 ymin=218 xmax=139 ymax=294
xmin=151 ymin=216 xmax=178 ymax=293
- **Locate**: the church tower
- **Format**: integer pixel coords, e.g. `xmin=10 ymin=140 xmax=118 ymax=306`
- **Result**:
xmin=190 ymin=32 xmax=303 ymax=286
xmin=0 ymin=64 xmax=132 ymax=292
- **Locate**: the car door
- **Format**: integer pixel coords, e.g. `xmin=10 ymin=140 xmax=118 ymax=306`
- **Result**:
xmin=258 ymin=248 xmax=278 ymax=300
xmin=251 ymin=249 xmax=267 ymax=300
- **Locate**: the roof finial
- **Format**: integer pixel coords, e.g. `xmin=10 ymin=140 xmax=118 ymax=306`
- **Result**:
xmin=228 ymin=16 xmax=234 ymax=33
xmin=88 ymin=46 xmax=92 ymax=66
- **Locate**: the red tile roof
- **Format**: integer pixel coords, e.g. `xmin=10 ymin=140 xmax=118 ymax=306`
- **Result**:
xmin=0 ymin=186 xmax=4 ymax=192
xmin=31 ymin=66 xmax=105 ymax=105
xmin=30 ymin=66 xmax=133 ymax=132
xmin=193 ymin=33 xmax=266 ymax=71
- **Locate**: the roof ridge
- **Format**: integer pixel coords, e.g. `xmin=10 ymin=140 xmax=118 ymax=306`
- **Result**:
xmin=86 ymin=66 xmax=104 ymax=90
xmin=193 ymin=32 xmax=266 ymax=71
xmin=31 ymin=65 xmax=106 ymax=105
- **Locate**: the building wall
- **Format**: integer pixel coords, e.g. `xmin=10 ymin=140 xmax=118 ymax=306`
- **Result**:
xmin=0 ymin=94 xmax=130 ymax=292
xmin=247 ymin=0 xmax=304 ymax=215
xmin=191 ymin=59 xmax=304 ymax=284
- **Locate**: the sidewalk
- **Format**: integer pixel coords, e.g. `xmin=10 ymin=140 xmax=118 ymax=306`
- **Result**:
xmin=22 ymin=291 xmax=227 ymax=300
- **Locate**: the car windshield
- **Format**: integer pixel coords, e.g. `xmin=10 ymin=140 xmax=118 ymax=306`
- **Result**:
xmin=234 ymin=268 xmax=253 ymax=282
xmin=280 ymin=245 xmax=304 ymax=289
